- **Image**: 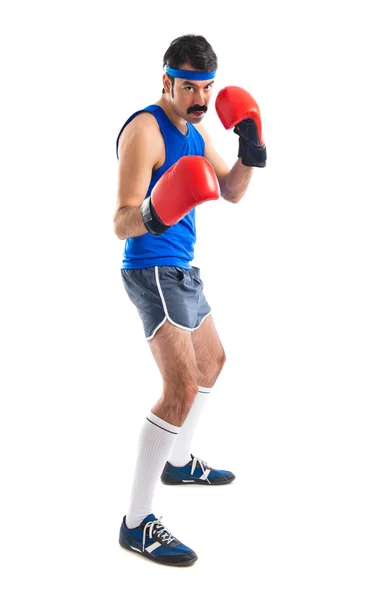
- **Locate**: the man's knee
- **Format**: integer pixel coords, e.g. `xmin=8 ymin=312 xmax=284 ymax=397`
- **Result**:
xmin=219 ymin=349 xmax=226 ymax=371
xmin=212 ymin=349 xmax=226 ymax=378
xmin=198 ymin=349 xmax=226 ymax=388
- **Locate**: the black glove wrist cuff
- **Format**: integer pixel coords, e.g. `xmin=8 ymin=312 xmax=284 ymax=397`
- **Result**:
xmin=140 ymin=196 xmax=169 ymax=236
xmin=238 ymin=137 xmax=267 ymax=168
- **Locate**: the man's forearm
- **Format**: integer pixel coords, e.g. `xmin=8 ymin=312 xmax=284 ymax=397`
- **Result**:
xmin=113 ymin=206 xmax=148 ymax=240
xmin=221 ymin=159 xmax=254 ymax=204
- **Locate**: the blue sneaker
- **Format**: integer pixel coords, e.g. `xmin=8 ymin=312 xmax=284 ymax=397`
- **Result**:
xmin=161 ymin=454 xmax=236 ymax=485
xmin=119 ymin=514 xmax=197 ymax=566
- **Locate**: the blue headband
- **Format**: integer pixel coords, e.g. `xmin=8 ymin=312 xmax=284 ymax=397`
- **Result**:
xmin=165 ymin=66 xmax=216 ymax=80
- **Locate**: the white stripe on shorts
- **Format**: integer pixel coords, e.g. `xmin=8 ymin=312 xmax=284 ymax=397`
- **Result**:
xmin=145 ymin=267 xmax=211 ymax=341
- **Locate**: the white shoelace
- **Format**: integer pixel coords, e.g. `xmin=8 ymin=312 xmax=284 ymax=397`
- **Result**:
xmin=191 ymin=456 xmax=212 ymax=484
xmin=142 ymin=517 xmax=175 ymax=552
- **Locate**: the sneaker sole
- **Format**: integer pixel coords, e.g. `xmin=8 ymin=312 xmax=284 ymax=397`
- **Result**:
xmin=161 ymin=473 xmax=236 ymax=486
xmin=119 ymin=534 xmax=198 ymax=567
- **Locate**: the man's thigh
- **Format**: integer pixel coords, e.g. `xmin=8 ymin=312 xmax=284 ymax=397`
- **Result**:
xmin=148 ymin=320 xmax=198 ymax=388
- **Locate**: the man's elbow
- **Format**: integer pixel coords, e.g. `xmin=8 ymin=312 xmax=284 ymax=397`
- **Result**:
xmin=115 ymin=230 xmax=126 ymax=241
xmin=113 ymin=213 xmax=126 ymax=240
xmin=114 ymin=224 xmax=128 ymax=241
xmin=221 ymin=189 xmax=245 ymax=204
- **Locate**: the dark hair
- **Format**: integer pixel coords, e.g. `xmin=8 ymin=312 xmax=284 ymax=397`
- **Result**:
xmin=162 ymin=34 xmax=218 ymax=94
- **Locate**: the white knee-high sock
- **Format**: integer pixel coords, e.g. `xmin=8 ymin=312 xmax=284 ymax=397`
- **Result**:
xmin=126 ymin=412 xmax=180 ymax=529
xmin=168 ymin=386 xmax=211 ymax=467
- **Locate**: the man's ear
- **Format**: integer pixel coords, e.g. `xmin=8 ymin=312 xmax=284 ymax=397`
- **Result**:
xmin=162 ymin=74 xmax=171 ymax=94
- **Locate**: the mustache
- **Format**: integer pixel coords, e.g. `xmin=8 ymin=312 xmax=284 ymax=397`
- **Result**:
xmin=187 ymin=105 xmax=207 ymax=114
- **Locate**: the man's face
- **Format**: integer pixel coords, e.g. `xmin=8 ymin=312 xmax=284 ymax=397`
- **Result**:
xmin=164 ymin=62 xmax=215 ymax=123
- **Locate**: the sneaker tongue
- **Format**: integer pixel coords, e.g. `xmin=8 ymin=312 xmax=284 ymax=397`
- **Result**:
xmin=140 ymin=513 xmax=157 ymax=525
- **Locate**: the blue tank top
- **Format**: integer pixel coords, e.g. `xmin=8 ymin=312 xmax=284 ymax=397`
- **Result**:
xmin=116 ymin=105 xmax=205 ymax=269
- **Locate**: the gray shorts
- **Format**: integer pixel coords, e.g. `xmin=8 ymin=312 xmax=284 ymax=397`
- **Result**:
xmin=120 ymin=266 xmax=211 ymax=340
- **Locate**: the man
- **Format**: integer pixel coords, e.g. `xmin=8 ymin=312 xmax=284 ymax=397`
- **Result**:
xmin=114 ymin=34 xmax=266 ymax=566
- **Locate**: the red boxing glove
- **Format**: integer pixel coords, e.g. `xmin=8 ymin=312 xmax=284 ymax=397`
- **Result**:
xmin=140 ymin=156 xmax=220 ymax=236
xmin=216 ymin=86 xmax=267 ymax=167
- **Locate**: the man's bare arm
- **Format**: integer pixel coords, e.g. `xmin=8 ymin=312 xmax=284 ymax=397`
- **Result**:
xmin=113 ymin=113 xmax=164 ymax=240
xmin=219 ymin=159 xmax=254 ymax=204
xmin=196 ymin=123 xmax=254 ymax=204
xmin=114 ymin=205 xmax=147 ymax=240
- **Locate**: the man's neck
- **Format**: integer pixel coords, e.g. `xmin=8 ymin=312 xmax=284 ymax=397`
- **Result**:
xmin=155 ymin=97 xmax=188 ymax=135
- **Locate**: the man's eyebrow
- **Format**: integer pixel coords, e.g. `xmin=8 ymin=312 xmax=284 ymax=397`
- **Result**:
xmin=182 ymin=80 xmax=215 ymax=86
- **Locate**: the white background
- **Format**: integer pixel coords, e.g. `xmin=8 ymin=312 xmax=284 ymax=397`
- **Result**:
xmin=1 ymin=0 xmax=373 ymax=598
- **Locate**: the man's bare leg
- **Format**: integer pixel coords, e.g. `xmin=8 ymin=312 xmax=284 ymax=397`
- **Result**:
xmin=149 ymin=321 xmax=199 ymax=426
xmin=151 ymin=315 xmax=228 ymax=470
xmin=125 ymin=322 xmax=198 ymax=526
xmin=191 ymin=314 xmax=226 ymax=386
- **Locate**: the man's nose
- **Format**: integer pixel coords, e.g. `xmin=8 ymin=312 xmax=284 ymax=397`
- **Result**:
xmin=194 ymin=89 xmax=206 ymax=105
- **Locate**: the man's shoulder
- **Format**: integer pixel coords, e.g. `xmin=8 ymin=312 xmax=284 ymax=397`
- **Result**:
xmin=117 ymin=109 xmax=162 ymax=153
xmin=125 ymin=109 xmax=160 ymax=133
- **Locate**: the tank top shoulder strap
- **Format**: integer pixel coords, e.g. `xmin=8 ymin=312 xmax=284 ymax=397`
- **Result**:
xmin=116 ymin=105 xmax=171 ymax=159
